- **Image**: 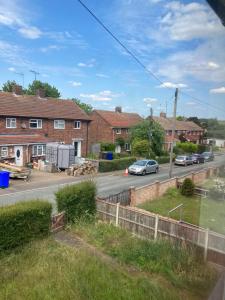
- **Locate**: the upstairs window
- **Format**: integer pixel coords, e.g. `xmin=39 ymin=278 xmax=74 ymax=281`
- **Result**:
xmin=74 ymin=121 xmax=81 ymax=129
xmin=54 ymin=120 xmax=65 ymax=129
xmin=29 ymin=119 xmax=42 ymax=129
xmin=6 ymin=118 xmax=16 ymax=128
xmin=1 ymin=146 xmax=8 ymax=157
xmin=115 ymin=128 xmax=121 ymax=134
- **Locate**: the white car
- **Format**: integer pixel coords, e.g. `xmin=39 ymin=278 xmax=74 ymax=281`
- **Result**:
xmin=128 ymin=160 xmax=159 ymax=175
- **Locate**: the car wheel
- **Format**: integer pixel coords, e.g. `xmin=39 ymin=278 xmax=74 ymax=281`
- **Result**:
xmin=142 ymin=170 xmax=146 ymax=176
xmin=155 ymin=167 xmax=159 ymax=173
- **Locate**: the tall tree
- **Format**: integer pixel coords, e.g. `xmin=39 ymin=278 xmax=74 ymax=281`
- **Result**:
xmin=130 ymin=119 xmax=165 ymax=156
xmin=72 ymin=98 xmax=93 ymax=114
xmin=2 ymin=80 xmax=18 ymax=92
xmin=26 ymin=80 xmax=60 ymax=98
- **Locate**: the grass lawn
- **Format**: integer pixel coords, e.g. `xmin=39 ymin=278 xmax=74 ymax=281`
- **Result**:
xmin=0 ymin=237 xmax=201 ymax=300
xmin=72 ymin=221 xmax=217 ymax=299
xmin=138 ymin=188 xmax=225 ymax=235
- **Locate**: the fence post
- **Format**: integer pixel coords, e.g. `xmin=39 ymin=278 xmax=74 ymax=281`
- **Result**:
xmin=116 ymin=202 xmax=120 ymax=226
xmin=154 ymin=214 xmax=159 ymax=240
xmin=204 ymin=228 xmax=209 ymax=262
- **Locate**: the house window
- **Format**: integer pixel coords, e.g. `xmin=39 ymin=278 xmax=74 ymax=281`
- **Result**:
xmin=125 ymin=143 xmax=131 ymax=151
xmin=6 ymin=118 xmax=16 ymax=128
xmin=32 ymin=145 xmax=46 ymax=156
xmin=29 ymin=119 xmax=42 ymax=129
xmin=74 ymin=121 xmax=81 ymax=129
xmin=126 ymin=129 xmax=129 ymax=134
xmin=115 ymin=128 xmax=121 ymax=134
xmin=54 ymin=120 xmax=65 ymax=129
xmin=1 ymin=147 xmax=8 ymax=157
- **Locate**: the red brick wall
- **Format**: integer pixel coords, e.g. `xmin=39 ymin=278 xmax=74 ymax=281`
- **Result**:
xmin=0 ymin=117 xmax=89 ymax=156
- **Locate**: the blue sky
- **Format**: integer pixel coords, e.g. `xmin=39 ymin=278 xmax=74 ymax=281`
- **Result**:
xmin=0 ymin=0 xmax=225 ymax=119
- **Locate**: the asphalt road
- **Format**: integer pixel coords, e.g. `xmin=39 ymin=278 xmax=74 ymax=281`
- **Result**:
xmin=1 ymin=154 xmax=225 ymax=212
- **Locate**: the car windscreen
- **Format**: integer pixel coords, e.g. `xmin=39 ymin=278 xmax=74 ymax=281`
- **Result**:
xmin=134 ymin=161 xmax=147 ymax=166
xmin=176 ymin=156 xmax=185 ymax=160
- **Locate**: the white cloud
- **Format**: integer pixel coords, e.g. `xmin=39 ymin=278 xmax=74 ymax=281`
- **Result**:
xmin=96 ymin=73 xmax=109 ymax=78
xmin=69 ymin=81 xmax=82 ymax=87
xmin=8 ymin=66 xmax=15 ymax=71
xmin=40 ymin=45 xmax=62 ymax=53
xmin=18 ymin=26 xmax=42 ymax=39
xmin=80 ymin=90 xmax=122 ymax=102
xmin=158 ymin=82 xmax=187 ymax=89
xmin=207 ymin=61 xmax=220 ymax=70
xmin=186 ymin=101 xmax=196 ymax=106
xmin=210 ymin=87 xmax=225 ymax=94
xmin=143 ymin=97 xmax=158 ymax=104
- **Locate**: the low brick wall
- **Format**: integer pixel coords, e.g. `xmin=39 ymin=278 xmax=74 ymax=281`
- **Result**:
xmin=131 ymin=166 xmax=220 ymax=206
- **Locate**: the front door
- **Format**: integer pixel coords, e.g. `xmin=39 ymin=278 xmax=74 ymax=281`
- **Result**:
xmin=73 ymin=141 xmax=81 ymax=157
xmin=14 ymin=146 xmax=23 ymax=166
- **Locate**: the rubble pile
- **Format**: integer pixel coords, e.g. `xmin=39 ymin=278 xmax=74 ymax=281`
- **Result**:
xmin=66 ymin=161 xmax=98 ymax=176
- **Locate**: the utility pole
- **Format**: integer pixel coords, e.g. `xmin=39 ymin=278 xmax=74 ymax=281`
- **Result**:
xmin=29 ymin=70 xmax=40 ymax=81
xmin=169 ymin=88 xmax=178 ymax=178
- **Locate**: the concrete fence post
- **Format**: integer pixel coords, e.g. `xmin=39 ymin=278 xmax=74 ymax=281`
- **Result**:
xmin=154 ymin=214 xmax=159 ymax=240
xmin=116 ymin=202 xmax=120 ymax=226
xmin=129 ymin=186 xmax=136 ymax=206
xmin=204 ymin=228 xmax=209 ymax=262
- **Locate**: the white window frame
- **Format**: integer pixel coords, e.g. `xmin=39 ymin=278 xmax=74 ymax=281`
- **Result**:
xmin=54 ymin=119 xmax=65 ymax=129
xmin=32 ymin=145 xmax=46 ymax=156
xmin=115 ymin=128 xmax=121 ymax=134
xmin=6 ymin=118 xmax=16 ymax=128
xmin=1 ymin=146 xmax=8 ymax=157
xmin=125 ymin=143 xmax=131 ymax=151
xmin=29 ymin=119 xmax=42 ymax=129
xmin=74 ymin=120 xmax=81 ymax=129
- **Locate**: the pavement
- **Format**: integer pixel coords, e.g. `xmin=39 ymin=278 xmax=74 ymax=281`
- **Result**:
xmin=0 ymin=153 xmax=225 ymax=212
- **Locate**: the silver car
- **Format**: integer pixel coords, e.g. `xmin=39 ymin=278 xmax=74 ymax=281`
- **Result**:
xmin=128 ymin=160 xmax=159 ymax=175
xmin=175 ymin=155 xmax=193 ymax=166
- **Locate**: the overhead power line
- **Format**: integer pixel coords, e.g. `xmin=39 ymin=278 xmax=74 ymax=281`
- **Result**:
xmin=77 ymin=0 xmax=225 ymax=115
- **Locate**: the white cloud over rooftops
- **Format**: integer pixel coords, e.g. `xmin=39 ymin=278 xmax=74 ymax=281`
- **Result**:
xmin=210 ymin=87 xmax=225 ymax=94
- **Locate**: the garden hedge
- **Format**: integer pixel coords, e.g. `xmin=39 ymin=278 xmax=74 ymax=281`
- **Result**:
xmin=0 ymin=200 xmax=52 ymax=251
xmin=181 ymin=178 xmax=195 ymax=197
xmin=56 ymin=181 xmax=96 ymax=222
xmin=99 ymin=157 xmax=136 ymax=172
xmin=156 ymin=156 xmax=170 ymax=164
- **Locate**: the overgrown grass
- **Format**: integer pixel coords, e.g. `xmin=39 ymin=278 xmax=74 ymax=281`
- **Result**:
xmin=138 ymin=188 xmax=225 ymax=235
xmin=0 ymin=238 xmax=181 ymax=300
xmin=72 ymin=221 xmax=216 ymax=299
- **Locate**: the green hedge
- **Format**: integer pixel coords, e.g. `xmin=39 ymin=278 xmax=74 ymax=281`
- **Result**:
xmin=0 ymin=200 xmax=52 ymax=251
xmin=181 ymin=178 xmax=195 ymax=197
xmin=56 ymin=181 xmax=96 ymax=222
xmin=156 ymin=156 xmax=170 ymax=164
xmin=99 ymin=157 xmax=136 ymax=172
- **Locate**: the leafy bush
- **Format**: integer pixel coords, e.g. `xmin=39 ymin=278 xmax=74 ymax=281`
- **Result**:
xmin=99 ymin=157 xmax=136 ymax=172
xmin=0 ymin=200 xmax=52 ymax=251
xmin=181 ymin=178 xmax=195 ymax=197
xmin=197 ymin=144 xmax=207 ymax=154
xmin=100 ymin=142 xmax=115 ymax=152
xmin=115 ymin=137 xmax=125 ymax=147
xmin=156 ymin=156 xmax=170 ymax=164
xmin=131 ymin=139 xmax=150 ymax=157
xmin=56 ymin=181 xmax=96 ymax=222
xmin=176 ymin=142 xmax=198 ymax=154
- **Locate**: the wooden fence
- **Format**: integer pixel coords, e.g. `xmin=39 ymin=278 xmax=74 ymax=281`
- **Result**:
xmin=96 ymin=199 xmax=225 ymax=266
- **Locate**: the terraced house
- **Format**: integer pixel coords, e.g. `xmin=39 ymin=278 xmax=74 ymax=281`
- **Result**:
xmin=0 ymin=86 xmax=91 ymax=166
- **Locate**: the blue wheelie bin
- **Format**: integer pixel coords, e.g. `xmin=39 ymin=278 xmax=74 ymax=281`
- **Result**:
xmin=106 ymin=152 xmax=113 ymax=160
xmin=0 ymin=171 xmax=10 ymax=188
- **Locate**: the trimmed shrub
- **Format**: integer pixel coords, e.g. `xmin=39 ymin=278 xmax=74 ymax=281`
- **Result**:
xmin=0 ymin=200 xmax=52 ymax=251
xmin=181 ymin=178 xmax=195 ymax=197
xmin=156 ymin=156 xmax=170 ymax=164
xmin=56 ymin=181 xmax=96 ymax=222
xmin=99 ymin=157 xmax=136 ymax=172
xmin=100 ymin=142 xmax=115 ymax=152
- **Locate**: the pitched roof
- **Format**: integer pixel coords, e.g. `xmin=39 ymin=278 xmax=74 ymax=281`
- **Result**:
xmin=94 ymin=109 xmax=143 ymax=128
xmin=0 ymin=92 xmax=91 ymax=120
xmin=153 ymin=116 xmax=203 ymax=131
xmin=0 ymin=134 xmax=54 ymax=146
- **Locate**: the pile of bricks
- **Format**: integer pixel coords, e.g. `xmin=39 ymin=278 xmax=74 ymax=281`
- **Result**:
xmin=66 ymin=161 xmax=98 ymax=176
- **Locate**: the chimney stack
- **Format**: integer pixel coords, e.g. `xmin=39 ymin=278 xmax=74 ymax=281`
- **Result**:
xmin=115 ymin=106 xmax=122 ymax=113
xmin=36 ymin=88 xmax=45 ymax=98
xmin=160 ymin=112 xmax=167 ymax=118
xmin=12 ymin=85 xmax=23 ymax=96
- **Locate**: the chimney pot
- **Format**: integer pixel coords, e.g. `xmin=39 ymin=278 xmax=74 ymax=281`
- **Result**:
xmin=36 ymin=88 xmax=45 ymax=98
xmin=12 ymin=85 xmax=23 ymax=96
xmin=115 ymin=106 xmax=122 ymax=113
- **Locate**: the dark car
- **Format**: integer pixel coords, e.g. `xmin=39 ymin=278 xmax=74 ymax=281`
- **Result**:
xmin=174 ymin=155 xmax=193 ymax=166
xmin=191 ymin=153 xmax=205 ymax=164
xmin=202 ymin=152 xmax=214 ymax=162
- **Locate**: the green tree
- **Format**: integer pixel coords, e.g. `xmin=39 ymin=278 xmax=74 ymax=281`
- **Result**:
xmin=132 ymin=139 xmax=151 ymax=157
xmin=176 ymin=116 xmax=186 ymax=121
xmin=26 ymin=80 xmax=60 ymax=98
xmin=130 ymin=120 xmax=165 ymax=156
xmin=72 ymin=98 xmax=93 ymax=114
xmin=2 ymin=80 xmax=18 ymax=92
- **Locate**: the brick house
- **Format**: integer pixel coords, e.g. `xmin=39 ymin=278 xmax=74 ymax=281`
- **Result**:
xmin=89 ymin=107 xmax=143 ymax=153
xmin=152 ymin=112 xmax=204 ymax=150
xmin=0 ymin=88 xmax=91 ymax=166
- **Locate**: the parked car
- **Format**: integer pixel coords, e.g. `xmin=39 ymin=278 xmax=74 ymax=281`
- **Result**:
xmin=202 ymin=152 xmax=214 ymax=162
xmin=191 ymin=153 xmax=205 ymax=164
xmin=128 ymin=159 xmax=159 ymax=175
xmin=174 ymin=155 xmax=193 ymax=166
